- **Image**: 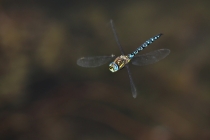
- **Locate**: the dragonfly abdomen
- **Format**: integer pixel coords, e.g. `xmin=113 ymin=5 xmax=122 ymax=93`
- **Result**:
xmin=128 ymin=33 xmax=163 ymax=59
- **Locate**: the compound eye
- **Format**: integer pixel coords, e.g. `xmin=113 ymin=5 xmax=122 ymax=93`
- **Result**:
xmin=109 ymin=63 xmax=114 ymax=72
xmin=109 ymin=66 xmax=113 ymax=70
xmin=113 ymin=65 xmax=118 ymax=71
xmin=109 ymin=62 xmax=118 ymax=72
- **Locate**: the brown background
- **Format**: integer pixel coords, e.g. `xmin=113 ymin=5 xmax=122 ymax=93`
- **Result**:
xmin=0 ymin=0 xmax=210 ymax=140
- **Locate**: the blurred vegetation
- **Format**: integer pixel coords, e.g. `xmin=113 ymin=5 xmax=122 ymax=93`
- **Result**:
xmin=0 ymin=0 xmax=210 ymax=140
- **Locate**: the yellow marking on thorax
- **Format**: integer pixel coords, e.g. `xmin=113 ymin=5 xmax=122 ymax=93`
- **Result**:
xmin=113 ymin=55 xmax=131 ymax=70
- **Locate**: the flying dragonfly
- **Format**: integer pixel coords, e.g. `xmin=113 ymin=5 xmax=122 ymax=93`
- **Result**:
xmin=77 ymin=20 xmax=170 ymax=98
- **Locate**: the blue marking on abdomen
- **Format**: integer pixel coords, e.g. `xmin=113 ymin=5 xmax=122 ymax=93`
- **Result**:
xmin=128 ymin=33 xmax=162 ymax=59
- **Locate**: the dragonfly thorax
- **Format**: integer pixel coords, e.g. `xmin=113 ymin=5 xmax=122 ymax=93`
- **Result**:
xmin=109 ymin=55 xmax=131 ymax=72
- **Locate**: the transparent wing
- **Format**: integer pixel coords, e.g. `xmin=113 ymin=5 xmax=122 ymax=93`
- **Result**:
xmin=77 ymin=55 xmax=115 ymax=67
xmin=125 ymin=65 xmax=137 ymax=98
xmin=131 ymin=49 xmax=170 ymax=66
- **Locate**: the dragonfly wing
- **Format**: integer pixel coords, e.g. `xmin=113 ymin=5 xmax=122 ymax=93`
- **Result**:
xmin=77 ymin=55 xmax=115 ymax=67
xmin=131 ymin=49 xmax=170 ymax=66
xmin=125 ymin=65 xmax=137 ymax=98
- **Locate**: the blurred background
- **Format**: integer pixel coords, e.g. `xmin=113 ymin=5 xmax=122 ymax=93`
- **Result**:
xmin=0 ymin=0 xmax=210 ymax=140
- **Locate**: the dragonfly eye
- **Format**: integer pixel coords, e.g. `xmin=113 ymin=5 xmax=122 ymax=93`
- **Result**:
xmin=109 ymin=62 xmax=118 ymax=72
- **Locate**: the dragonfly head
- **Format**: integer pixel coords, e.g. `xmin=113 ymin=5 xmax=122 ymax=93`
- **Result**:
xmin=109 ymin=62 xmax=119 ymax=72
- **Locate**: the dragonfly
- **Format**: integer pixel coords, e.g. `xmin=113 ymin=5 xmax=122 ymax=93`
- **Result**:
xmin=77 ymin=20 xmax=170 ymax=98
